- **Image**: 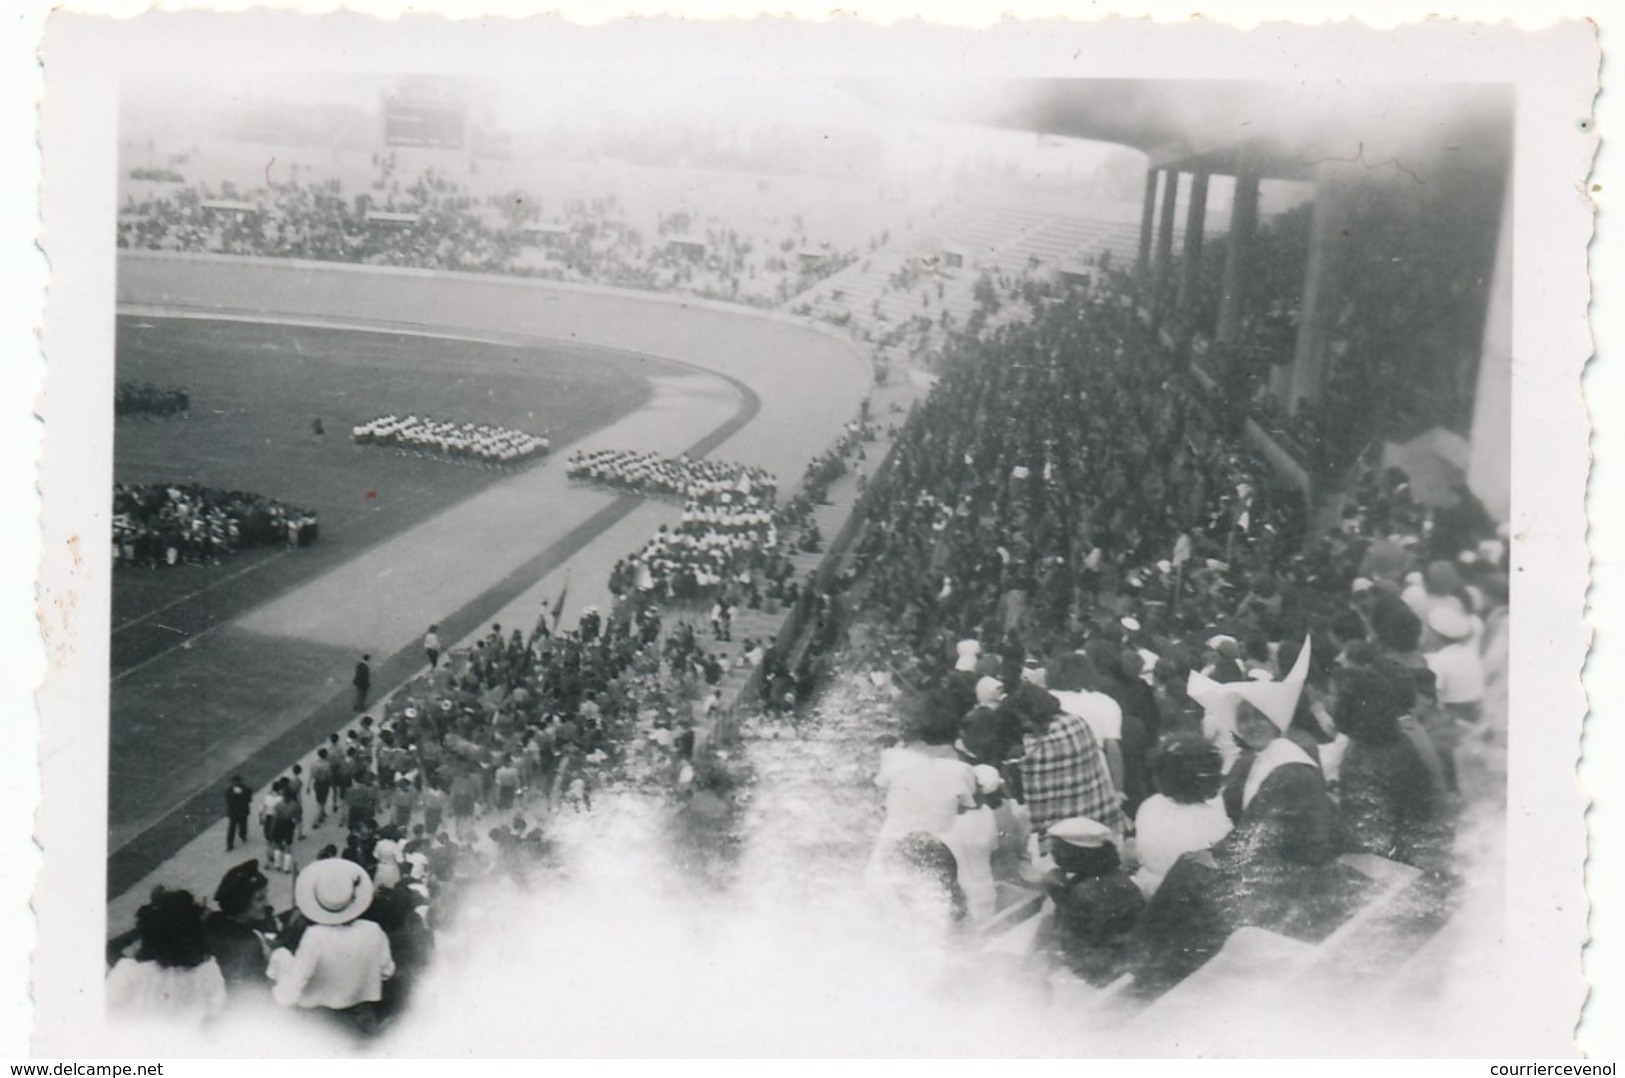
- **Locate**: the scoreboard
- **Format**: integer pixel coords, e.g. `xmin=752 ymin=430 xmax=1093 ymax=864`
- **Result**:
xmin=383 ymin=99 xmax=468 ymax=149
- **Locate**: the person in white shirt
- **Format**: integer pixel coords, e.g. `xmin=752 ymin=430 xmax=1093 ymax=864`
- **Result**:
xmin=1131 ymin=733 xmax=1233 ymax=897
xmin=1046 ymin=654 xmax=1125 ymax=800
xmin=869 ymin=693 xmax=977 ymax=875
xmin=269 ymin=860 xmax=394 ymax=1028
xmin=942 ymin=764 xmax=1006 ymax=922
xmin=1423 ymin=605 xmax=1486 ymax=723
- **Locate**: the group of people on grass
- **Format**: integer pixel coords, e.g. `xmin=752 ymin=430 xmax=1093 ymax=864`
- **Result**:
xmin=112 ymin=482 xmax=318 ymax=568
xmin=115 ymin=380 xmax=190 ymax=419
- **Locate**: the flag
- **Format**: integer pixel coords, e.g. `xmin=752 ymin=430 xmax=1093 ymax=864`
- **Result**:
xmin=1237 ymin=510 xmax=1251 ymax=533
xmin=551 ymin=574 xmax=571 ymax=623
xmin=1173 ymin=533 xmax=1193 ymax=566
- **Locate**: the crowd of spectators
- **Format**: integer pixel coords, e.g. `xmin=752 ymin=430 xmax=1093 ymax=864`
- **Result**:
xmin=352 ymin=414 xmax=550 ymax=467
xmin=838 ymin=273 xmax=1505 ymax=998
xmin=117 ymin=164 xmax=868 ymax=308
xmin=112 ymin=483 xmax=319 ymax=567
xmin=116 ymin=381 xmax=191 ymax=419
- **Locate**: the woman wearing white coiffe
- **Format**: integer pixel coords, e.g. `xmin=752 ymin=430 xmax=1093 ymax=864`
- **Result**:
xmin=269 ymin=860 xmax=395 ymax=1013
xmin=1186 ymin=638 xmax=1339 ymax=864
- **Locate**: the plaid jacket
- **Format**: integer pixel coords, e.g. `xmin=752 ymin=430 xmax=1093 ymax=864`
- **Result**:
xmin=1021 ymin=711 xmax=1126 ymax=836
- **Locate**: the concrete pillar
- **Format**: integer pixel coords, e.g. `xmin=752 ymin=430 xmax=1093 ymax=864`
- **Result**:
xmin=1177 ymin=171 xmax=1211 ymax=315
xmin=1135 ymin=167 xmax=1158 ymax=282
xmin=1154 ymin=170 xmax=1181 ymax=310
xmin=1466 ymin=175 xmax=1513 ymax=522
xmin=1215 ymin=168 xmax=1260 ymax=344
xmin=1287 ymin=164 xmax=1358 ymax=414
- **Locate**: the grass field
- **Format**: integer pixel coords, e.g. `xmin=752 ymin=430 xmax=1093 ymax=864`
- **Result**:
xmin=112 ymin=314 xmax=677 ymax=672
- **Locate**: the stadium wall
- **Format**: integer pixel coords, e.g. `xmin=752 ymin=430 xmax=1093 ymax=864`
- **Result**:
xmin=116 ymin=252 xmax=875 ymax=490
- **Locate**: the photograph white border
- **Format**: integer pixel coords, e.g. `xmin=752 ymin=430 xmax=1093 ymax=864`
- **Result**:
xmin=7 ymin=0 xmax=1614 ymax=1059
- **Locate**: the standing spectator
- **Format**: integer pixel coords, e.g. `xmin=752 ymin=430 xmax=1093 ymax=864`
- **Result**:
xmin=389 ymin=778 xmax=418 ymax=831
xmin=1423 ymin=606 xmax=1485 ymax=725
xmin=224 ymin=775 xmax=252 ymax=853
xmin=493 ymin=756 xmax=522 ymax=812
xmin=268 ymin=781 xmax=299 ymax=875
xmin=330 ymin=747 xmax=355 ymax=816
xmin=288 ymin=764 xmax=308 ymax=840
xmin=345 ymin=773 xmax=379 ymax=834
xmin=424 ymin=625 xmax=442 ymax=669
xmin=420 ymin=780 xmax=446 ymax=837
xmin=353 ymin=654 xmax=372 ymax=712
xmin=310 ymin=750 xmax=334 ymax=828
xmin=1012 ymin=683 xmax=1126 ymax=839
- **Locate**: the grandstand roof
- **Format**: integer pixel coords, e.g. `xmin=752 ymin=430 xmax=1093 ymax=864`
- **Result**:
xmin=852 ymin=79 xmax=1513 ymax=182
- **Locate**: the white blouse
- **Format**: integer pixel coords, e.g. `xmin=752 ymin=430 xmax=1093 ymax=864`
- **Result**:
xmin=1131 ymin=795 xmax=1234 ymax=897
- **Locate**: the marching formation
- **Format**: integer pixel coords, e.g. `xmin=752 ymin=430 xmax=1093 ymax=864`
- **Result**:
xmin=566 ymin=449 xmax=776 ymax=506
xmin=352 ymin=414 xmax=551 ymax=467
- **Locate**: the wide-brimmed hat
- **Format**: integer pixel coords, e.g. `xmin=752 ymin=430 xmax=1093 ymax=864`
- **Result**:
xmin=1427 ymin=605 xmax=1474 ymax=641
xmin=294 ymin=859 xmax=375 ymax=925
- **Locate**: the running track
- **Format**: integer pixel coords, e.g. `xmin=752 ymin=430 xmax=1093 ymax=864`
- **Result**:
xmin=105 ymin=254 xmax=871 ymax=896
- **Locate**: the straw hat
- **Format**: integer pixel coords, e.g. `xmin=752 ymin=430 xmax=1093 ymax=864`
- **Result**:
xmin=294 ymin=859 xmax=375 ymax=926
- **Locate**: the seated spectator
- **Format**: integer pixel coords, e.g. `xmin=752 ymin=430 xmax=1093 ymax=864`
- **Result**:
xmin=106 ymin=888 xmax=227 ymax=1027
xmin=1131 ymin=733 xmax=1232 ymax=897
xmin=1036 ymin=816 xmax=1145 ymax=987
xmin=202 ymin=859 xmax=274 ymax=999
xmin=1330 ymin=665 xmax=1454 ymax=871
xmin=869 ymin=691 xmax=977 ymax=871
xmin=269 ymin=860 xmax=395 ymax=1033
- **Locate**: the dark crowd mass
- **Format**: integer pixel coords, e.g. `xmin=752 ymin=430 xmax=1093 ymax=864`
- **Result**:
xmin=115 ymin=380 xmax=191 ymax=419
xmin=112 ymin=483 xmax=319 ymax=568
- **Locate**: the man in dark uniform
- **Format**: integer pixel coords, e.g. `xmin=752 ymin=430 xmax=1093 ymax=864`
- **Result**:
xmin=224 ymin=775 xmax=253 ymax=852
xmin=353 ymin=654 xmax=372 ymax=711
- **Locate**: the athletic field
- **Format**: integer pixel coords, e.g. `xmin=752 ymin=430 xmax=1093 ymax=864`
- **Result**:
xmin=113 ymin=315 xmax=672 ymax=671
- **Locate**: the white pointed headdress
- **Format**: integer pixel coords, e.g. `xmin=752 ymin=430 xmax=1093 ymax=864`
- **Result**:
xmin=1187 ymin=635 xmax=1312 ymax=735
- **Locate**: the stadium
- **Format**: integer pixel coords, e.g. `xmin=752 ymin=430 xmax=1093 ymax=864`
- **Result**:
xmin=90 ymin=68 xmax=1526 ymax=1054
